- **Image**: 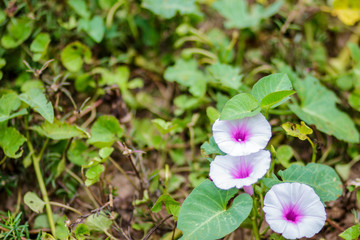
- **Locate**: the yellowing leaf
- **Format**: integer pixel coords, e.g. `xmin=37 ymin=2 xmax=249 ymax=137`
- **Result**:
xmin=281 ymin=121 xmax=313 ymax=141
xmin=331 ymin=0 xmax=360 ymax=25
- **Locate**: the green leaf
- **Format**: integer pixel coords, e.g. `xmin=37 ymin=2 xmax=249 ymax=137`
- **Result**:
xmin=274 ymin=163 xmax=343 ymax=203
xmin=87 ymin=115 xmax=124 ymax=148
xmin=220 ymin=93 xmax=260 ymax=120
xmin=349 ymin=90 xmax=360 ymax=111
xmin=0 ymin=93 xmax=27 ymax=122
xmin=1 ymin=17 xmax=33 ymax=49
xmin=67 ymin=140 xmax=89 ymax=166
xmin=281 ymin=121 xmax=313 ymax=141
xmin=212 ymin=0 xmax=283 ymax=29
xmin=19 ymin=88 xmax=54 ymax=123
xmin=0 ymin=9 xmax=6 ymax=24
xmin=94 ymin=66 xmax=130 ymax=90
xmin=200 ymin=137 xmax=224 ymax=157
xmin=178 ymin=180 xmax=253 ymax=240
xmin=75 ymin=224 xmax=90 ymax=239
xmin=30 ymin=33 xmax=51 ymax=61
xmin=152 ymin=118 xmax=177 ymax=135
xmin=339 ymin=225 xmax=360 ymax=240
xmin=289 ymin=76 xmax=360 ymax=143
xmin=60 ymin=41 xmax=92 ymax=72
xmin=207 ymin=62 xmax=242 ymax=90
xmin=276 ymin=145 xmax=293 ymax=168
xmin=260 ymin=90 xmax=295 ymax=109
xmin=206 ymin=106 xmax=220 ymax=123
xmin=164 ymin=59 xmax=207 ymax=97
xmin=151 ymin=194 xmax=180 ymax=219
xmin=85 ymin=164 xmax=104 ymax=187
xmin=31 ymin=120 xmax=89 ymax=140
xmin=0 ymin=127 xmax=26 ymax=158
xmin=142 ymin=0 xmax=199 ymax=19
xmin=251 ymin=73 xmax=293 ymax=106
xmin=348 ymin=42 xmax=360 ymax=64
xmin=68 ymin=0 xmax=90 ymax=19
xmin=99 ymin=147 xmax=114 ymax=160
xmin=79 ymin=16 xmax=105 ymax=43
xmin=24 ymin=192 xmax=45 ymax=213
xmin=85 ymin=212 xmax=112 ymax=231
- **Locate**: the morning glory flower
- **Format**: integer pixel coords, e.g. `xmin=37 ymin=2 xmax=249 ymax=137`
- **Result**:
xmin=212 ymin=113 xmax=271 ymax=156
xmin=209 ymin=150 xmax=271 ymax=190
xmin=263 ymin=182 xmax=326 ymax=239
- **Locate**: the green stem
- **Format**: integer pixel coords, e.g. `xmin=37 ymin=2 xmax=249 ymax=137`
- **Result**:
xmin=251 ymin=197 xmax=260 ymax=240
xmin=25 ymin=118 xmax=56 ymax=236
xmin=49 ymin=201 xmax=82 ymax=215
xmin=307 ymin=137 xmax=317 ymax=162
xmin=32 ymin=152 xmax=56 ymax=236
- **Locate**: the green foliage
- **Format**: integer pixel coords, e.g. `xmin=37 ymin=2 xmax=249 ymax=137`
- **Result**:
xmin=19 ymin=88 xmax=54 ymax=123
xmin=178 ymin=180 xmax=253 ymax=240
xmin=85 ymin=164 xmax=105 ymax=186
xmin=1 ymin=17 xmax=33 ymax=49
xmin=87 ymin=115 xmax=124 ymax=147
xmin=30 ymin=33 xmax=51 ymax=61
xmin=85 ymin=212 xmax=113 ymax=232
xmin=339 ymin=225 xmax=360 ymax=240
xmin=289 ymin=76 xmax=360 ymax=143
xmin=151 ymin=194 xmax=180 ymax=219
xmin=212 ymin=0 xmax=283 ymax=29
xmin=79 ymin=16 xmax=105 ymax=43
xmin=164 ymin=59 xmax=207 ymax=97
xmin=142 ymin=0 xmax=199 ymax=19
xmin=207 ymin=62 xmax=242 ymax=90
xmin=60 ymin=42 xmax=92 ymax=72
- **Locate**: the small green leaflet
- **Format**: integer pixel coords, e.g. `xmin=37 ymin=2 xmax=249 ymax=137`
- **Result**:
xmin=151 ymin=194 xmax=180 ymax=220
xmin=87 ymin=115 xmax=124 ymax=148
xmin=24 ymin=192 xmax=45 ymax=213
xmin=0 ymin=126 xmax=26 ymax=158
xmin=60 ymin=41 xmax=92 ymax=72
xmin=142 ymin=0 xmax=199 ymax=19
xmin=19 ymin=88 xmax=54 ymax=123
xmin=212 ymin=0 xmax=283 ymax=29
xmin=178 ymin=179 xmax=252 ymax=240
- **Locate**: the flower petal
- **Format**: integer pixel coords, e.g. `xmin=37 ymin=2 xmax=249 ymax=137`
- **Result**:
xmin=263 ymin=182 xmax=326 ymax=239
xmin=209 ymin=150 xmax=271 ymax=190
xmin=212 ymin=113 xmax=271 ymax=156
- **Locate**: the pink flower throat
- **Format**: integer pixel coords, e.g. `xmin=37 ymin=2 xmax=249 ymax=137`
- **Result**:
xmin=232 ymin=126 xmax=250 ymax=143
xmin=231 ymin=161 xmax=253 ymax=179
xmin=283 ymin=205 xmax=303 ymax=223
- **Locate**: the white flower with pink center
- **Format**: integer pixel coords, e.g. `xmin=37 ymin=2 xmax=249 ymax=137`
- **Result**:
xmin=209 ymin=150 xmax=271 ymax=190
xmin=212 ymin=113 xmax=271 ymax=156
xmin=263 ymin=182 xmax=326 ymax=239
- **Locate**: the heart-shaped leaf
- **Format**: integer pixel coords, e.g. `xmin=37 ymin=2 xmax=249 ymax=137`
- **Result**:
xmin=220 ymin=93 xmax=260 ymax=120
xmin=178 ymin=179 xmax=252 ymax=240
